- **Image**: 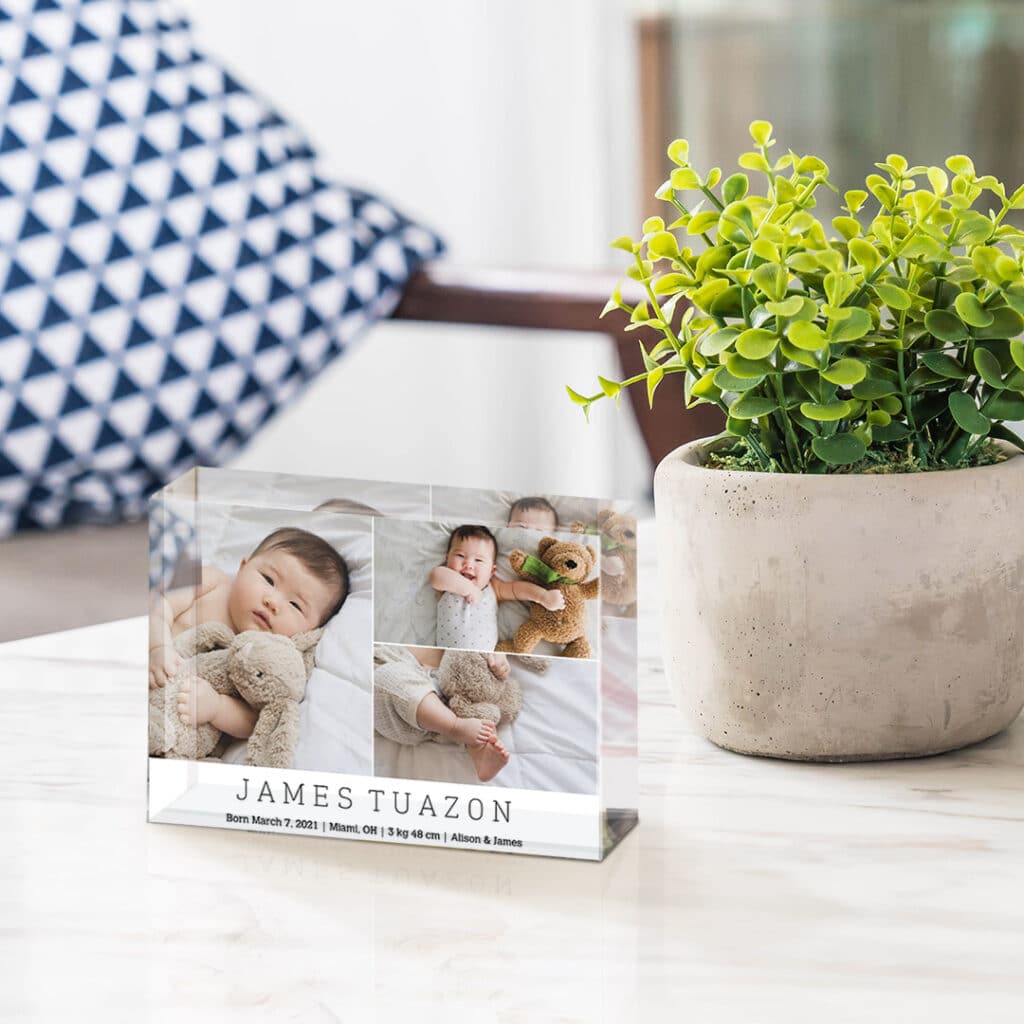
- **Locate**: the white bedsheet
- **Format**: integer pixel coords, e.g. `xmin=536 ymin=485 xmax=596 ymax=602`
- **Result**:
xmin=374 ymin=653 xmax=598 ymax=794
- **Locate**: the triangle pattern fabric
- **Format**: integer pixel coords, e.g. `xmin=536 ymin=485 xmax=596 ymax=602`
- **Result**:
xmin=0 ymin=0 xmax=444 ymax=536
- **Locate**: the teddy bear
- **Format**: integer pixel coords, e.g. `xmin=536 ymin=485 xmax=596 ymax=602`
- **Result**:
xmin=148 ymin=623 xmax=322 ymax=768
xmin=496 ymin=536 xmax=599 ymax=658
xmin=437 ymin=649 xmax=523 ymax=727
xmin=572 ymin=509 xmax=638 ymax=616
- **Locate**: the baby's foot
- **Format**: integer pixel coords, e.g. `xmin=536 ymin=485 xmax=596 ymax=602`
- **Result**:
xmin=469 ymin=737 xmax=510 ymax=782
xmin=450 ymin=716 xmax=495 ymax=747
xmin=177 ymin=674 xmax=221 ymax=727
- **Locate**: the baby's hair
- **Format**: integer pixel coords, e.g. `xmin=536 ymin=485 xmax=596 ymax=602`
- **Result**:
xmin=508 ymin=496 xmax=558 ymax=527
xmin=314 ymin=498 xmax=380 ymax=517
xmin=251 ymin=527 xmax=350 ymax=625
xmin=446 ymin=524 xmax=498 ymax=563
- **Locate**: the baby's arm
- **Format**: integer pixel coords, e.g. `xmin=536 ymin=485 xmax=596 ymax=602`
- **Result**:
xmin=177 ymin=678 xmax=258 ymax=738
xmin=149 ymin=569 xmax=224 ymax=688
xmin=211 ymin=693 xmax=259 ymax=739
xmin=492 ymin=577 xmax=564 ymax=610
xmin=430 ymin=566 xmax=478 ymax=602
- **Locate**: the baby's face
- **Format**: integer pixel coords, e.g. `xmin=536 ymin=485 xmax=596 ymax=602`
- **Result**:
xmin=508 ymin=508 xmax=557 ymax=532
xmin=228 ymin=551 xmax=334 ymax=636
xmin=445 ymin=536 xmax=496 ymax=590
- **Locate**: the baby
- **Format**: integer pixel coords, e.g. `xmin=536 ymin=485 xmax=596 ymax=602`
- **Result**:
xmin=430 ymin=524 xmax=564 ymax=651
xmin=507 ymin=496 xmax=558 ymax=532
xmin=149 ymin=527 xmax=349 ymax=740
xmin=374 ymin=645 xmax=511 ymax=782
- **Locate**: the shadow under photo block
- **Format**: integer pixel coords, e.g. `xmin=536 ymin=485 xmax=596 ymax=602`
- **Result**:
xmin=373 ymin=645 xmax=599 ymax=794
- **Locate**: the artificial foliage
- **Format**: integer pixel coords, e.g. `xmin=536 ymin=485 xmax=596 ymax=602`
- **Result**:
xmin=570 ymin=120 xmax=1024 ymax=472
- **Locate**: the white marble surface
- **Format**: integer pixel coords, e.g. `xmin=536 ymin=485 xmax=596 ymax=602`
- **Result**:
xmin=2 ymin=525 xmax=1022 ymax=1022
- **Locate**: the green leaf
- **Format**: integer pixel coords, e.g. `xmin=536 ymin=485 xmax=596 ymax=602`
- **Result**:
xmin=872 ymin=282 xmax=912 ymax=310
xmin=848 ymin=238 xmax=882 ymax=273
xmin=989 ymin=421 xmax=1024 ymax=452
xmin=812 ymin=432 xmax=867 ymax=466
xmin=873 ymin=421 xmax=911 ymax=442
xmin=779 ymin=339 xmax=820 ymax=368
xmin=1011 ymin=339 xmax=1024 ymax=371
xmin=687 ymin=210 xmax=720 ymax=235
xmin=801 ymin=400 xmax=854 ymax=422
xmin=832 ymin=216 xmax=861 ymax=241
xmin=598 ymin=376 xmax=621 ymax=399
xmin=738 ymin=151 xmax=771 ymax=174
xmin=700 ymin=327 xmax=740 ymax=357
xmin=920 ymin=351 xmax=969 ymax=379
xmin=828 ymin=307 xmax=872 ymax=343
xmin=973 ymin=347 xmax=1005 ymax=389
xmin=718 ymin=201 xmax=755 ymax=244
xmin=566 ymin=387 xmax=593 ymax=417
xmin=972 ymin=245 xmax=1014 ymax=283
xmin=954 ymin=292 xmax=994 ymax=328
xmin=752 ymin=262 xmax=789 ymax=302
xmin=714 ymin=366 xmax=763 ymax=392
xmin=667 ymin=139 xmax=690 ymax=166
xmin=648 ymin=231 xmax=681 ymax=260
xmin=735 ymin=328 xmax=779 ymax=360
xmin=765 ymin=295 xmax=805 ymax=317
xmin=692 ymin=278 xmax=729 ymax=310
xmin=722 ymin=173 xmax=749 ymax=204
xmin=729 ymin=392 xmax=778 ymax=419
xmin=653 ymin=273 xmax=694 ymax=294
xmin=924 ymin=309 xmax=969 ymax=343
xmin=709 ymin=285 xmax=746 ymax=317
xmin=787 ymin=320 xmax=827 ymax=351
xmin=821 ymin=358 xmax=868 ymax=386
xmin=946 ymin=154 xmax=975 ymax=176
xmin=982 ymin=390 xmax=1024 ymax=419
xmin=690 ymin=373 xmax=722 ymax=400
xmin=671 ymin=167 xmax=702 ymax=191
xmin=948 ymin=392 xmax=990 ymax=435
xmin=750 ymin=238 xmax=780 ymax=262
xmin=852 ymin=378 xmax=898 ymax=400
xmin=646 ymin=367 xmax=664 ymax=408
xmin=844 ymin=190 xmax=868 ymax=213
xmin=611 ymin=236 xmax=636 ymax=253
xmin=927 ymin=166 xmax=948 ymax=195
xmin=749 ymin=120 xmax=773 ymax=146
xmin=726 ymin=415 xmax=752 ymax=437
xmin=974 ymin=306 xmax=1024 ymax=339
xmin=726 ymin=353 xmax=774 ymax=379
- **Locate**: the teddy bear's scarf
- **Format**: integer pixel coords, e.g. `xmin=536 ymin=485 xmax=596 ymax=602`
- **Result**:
xmin=520 ymin=554 xmax=580 ymax=587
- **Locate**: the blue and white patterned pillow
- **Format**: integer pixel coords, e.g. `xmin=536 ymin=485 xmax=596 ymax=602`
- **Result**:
xmin=0 ymin=0 xmax=443 ymax=536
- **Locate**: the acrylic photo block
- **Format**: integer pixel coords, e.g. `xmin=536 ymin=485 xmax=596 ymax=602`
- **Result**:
xmin=148 ymin=467 xmax=638 ymax=860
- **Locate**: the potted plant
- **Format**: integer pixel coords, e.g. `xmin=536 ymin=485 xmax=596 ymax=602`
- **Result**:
xmin=572 ymin=121 xmax=1024 ymax=760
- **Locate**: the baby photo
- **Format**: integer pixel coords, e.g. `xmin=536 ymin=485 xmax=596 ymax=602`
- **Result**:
xmin=373 ymin=644 xmax=599 ymax=794
xmin=430 ymin=489 xmax=639 ymax=620
xmin=148 ymin=503 xmax=373 ymax=774
xmin=373 ymin=515 xmax=602 ymax=660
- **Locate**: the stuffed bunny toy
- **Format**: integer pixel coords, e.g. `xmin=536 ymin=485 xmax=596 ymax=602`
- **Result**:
xmin=148 ymin=623 xmax=322 ymax=768
xmin=437 ymin=649 xmax=523 ymax=727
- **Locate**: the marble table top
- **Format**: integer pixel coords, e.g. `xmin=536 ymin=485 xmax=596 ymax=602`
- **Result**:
xmin=1 ymin=524 xmax=1021 ymax=1021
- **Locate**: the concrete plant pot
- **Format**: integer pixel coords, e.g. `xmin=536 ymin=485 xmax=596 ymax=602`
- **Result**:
xmin=654 ymin=436 xmax=1024 ymax=761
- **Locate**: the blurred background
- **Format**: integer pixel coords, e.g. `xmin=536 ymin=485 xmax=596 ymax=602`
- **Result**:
xmin=176 ymin=0 xmax=650 ymax=499
xmin=7 ymin=0 xmax=1024 ymax=638
xmin=181 ymin=0 xmax=1024 ymax=495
